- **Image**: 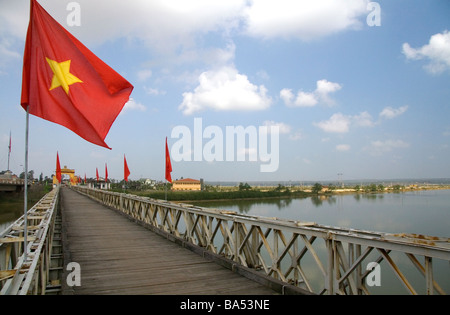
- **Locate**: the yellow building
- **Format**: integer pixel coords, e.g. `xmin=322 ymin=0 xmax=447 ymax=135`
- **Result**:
xmin=172 ymin=178 xmax=202 ymax=191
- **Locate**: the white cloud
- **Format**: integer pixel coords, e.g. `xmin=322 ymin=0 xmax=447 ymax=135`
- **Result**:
xmin=262 ymin=121 xmax=291 ymax=134
xmin=23 ymin=0 xmax=370 ymax=48
xmin=281 ymin=89 xmax=317 ymax=107
xmin=365 ymin=139 xmax=410 ymax=156
xmin=0 ymin=0 xmax=29 ymax=39
xmin=144 ymin=86 xmax=166 ymax=96
xmin=2 ymin=1 xmax=371 ymax=68
xmin=314 ymin=113 xmax=351 ymax=133
xmin=0 ymin=37 xmax=21 ymax=72
xmin=289 ymin=131 xmax=304 ymax=141
xmin=0 ymin=37 xmax=20 ymax=60
xmin=0 ymin=0 xmax=374 ymax=86
xmin=403 ymin=30 xmax=450 ymax=74
xmin=379 ymin=106 xmax=409 ymax=120
xmin=281 ymin=79 xmax=342 ymax=107
xmin=45 ymin=0 xmax=245 ymax=49
xmin=315 ymin=79 xmax=342 ymax=104
xmin=179 ymin=66 xmax=272 ymax=115
xmin=336 ymin=144 xmax=351 ymax=152
xmin=315 ymin=106 xmax=410 ymax=134
xmin=243 ymin=0 xmax=369 ymax=40
xmin=137 ymin=69 xmax=152 ymax=81
xmin=122 ymin=98 xmax=146 ymax=113
xmin=353 ymin=111 xmax=375 ymax=127
xmin=315 ymin=111 xmax=376 ymax=133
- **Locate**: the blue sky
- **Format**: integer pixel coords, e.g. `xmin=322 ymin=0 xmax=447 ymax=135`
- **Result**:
xmin=0 ymin=0 xmax=449 ymax=183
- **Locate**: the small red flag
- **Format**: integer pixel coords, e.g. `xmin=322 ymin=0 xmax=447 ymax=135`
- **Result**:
xmin=21 ymin=0 xmax=133 ymax=149
xmin=165 ymin=137 xmax=172 ymax=183
xmin=105 ymin=163 xmax=108 ymax=182
xmin=124 ymin=155 xmax=130 ymax=182
xmin=56 ymin=152 xmax=61 ymax=183
xmin=96 ymin=168 xmax=99 ymax=182
xmin=84 ymin=173 xmax=86 ymax=183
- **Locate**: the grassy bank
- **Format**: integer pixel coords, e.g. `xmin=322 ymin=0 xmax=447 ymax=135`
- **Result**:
xmin=126 ymin=189 xmax=310 ymax=202
xmin=0 ymin=184 xmax=52 ymax=211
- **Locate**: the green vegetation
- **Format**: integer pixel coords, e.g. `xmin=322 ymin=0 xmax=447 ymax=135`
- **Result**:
xmin=311 ymin=183 xmax=323 ymax=194
xmin=0 ymin=184 xmax=50 ymax=213
xmin=108 ymin=180 xmax=450 ymax=202
xmin=114 ymin=182 xmax=308 ymax=202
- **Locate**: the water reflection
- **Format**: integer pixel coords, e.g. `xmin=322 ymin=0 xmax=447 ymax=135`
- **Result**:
xmin=310 ymin=195 xmax=336 ymax=207
xmin=310 ymin=193 xmax=389 ymax=208
xmin=0 ymin=200 xmax=24 ymax=231
xmin=355 ymin=193 xmax=385 ymax=202
xmin=193 ymin=190 xmax=450 ymax=238
xmin=195 ymin=197 xmax=296 ymax=214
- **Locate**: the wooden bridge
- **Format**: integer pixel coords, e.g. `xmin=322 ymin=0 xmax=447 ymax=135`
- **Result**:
xmin=1 ymin=185 xmax=449 ymax=295
xmin=59 ymin=187 xmax=290 ymax=295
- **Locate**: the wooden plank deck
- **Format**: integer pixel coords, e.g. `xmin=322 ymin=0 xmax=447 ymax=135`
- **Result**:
xmin=60 ymin=187 xmax=279 ymax=295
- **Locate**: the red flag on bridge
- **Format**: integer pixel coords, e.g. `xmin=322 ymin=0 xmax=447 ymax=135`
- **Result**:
xmin=105 ymin=163 xmax=108 ymax=182
xmin=165 ymin=137 xmax=172 ymax=183
xmin=124 ymin=155 xmax=130 ymax=182
xmin=56 ymin=152 xmax=61 ymax=183
xmin=21 ymin=0 xmax=133 ymax=149
xmin=96 ymin=168 xmax=99 ymax=182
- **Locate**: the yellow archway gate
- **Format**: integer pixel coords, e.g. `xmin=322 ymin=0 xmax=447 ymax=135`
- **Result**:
xmin=53 ymin=165 xmax=79 ymax=186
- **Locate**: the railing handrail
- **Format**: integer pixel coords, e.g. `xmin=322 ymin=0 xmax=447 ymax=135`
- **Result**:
xmin=73 ymin=186 xmax=449 ymax=295
xmin=0 ymin=186 xmax=60 ymax=295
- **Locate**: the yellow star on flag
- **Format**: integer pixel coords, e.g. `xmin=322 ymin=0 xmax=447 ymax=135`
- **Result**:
xmin=46 ymin=57 xmax=83 ymax=94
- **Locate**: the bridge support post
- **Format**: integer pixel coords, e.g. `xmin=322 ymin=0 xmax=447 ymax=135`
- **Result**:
xmin=425 ymin=257 xmax=433 ymax=295
xmin=326 ymin=239 xmax=334 ymax=295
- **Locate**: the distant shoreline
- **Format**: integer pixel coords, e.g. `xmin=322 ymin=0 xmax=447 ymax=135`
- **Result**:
xmin=133 ymin=184 xmax=450 ymax=203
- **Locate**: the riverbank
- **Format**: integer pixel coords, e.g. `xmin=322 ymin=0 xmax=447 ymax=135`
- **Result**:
xmin=120 ymin=184 xmax=450 ymax=203
xmin=131 ymin=189 xmax=309 ymax=202
xmin=0 ymin=184 xmax=51 ymax=213
xmin=0 ymin=184 xmax=51 ymax=229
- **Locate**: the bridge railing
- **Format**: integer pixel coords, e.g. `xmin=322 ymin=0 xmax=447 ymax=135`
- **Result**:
xmin=0 ymin=186 xmax=60 ymax=295
xmin=73 ymin=186 xmax=450 ymax=295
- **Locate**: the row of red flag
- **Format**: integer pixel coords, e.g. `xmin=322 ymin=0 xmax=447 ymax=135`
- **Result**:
xmin=55 ymin=152 xmax=132 ymax=183
xmin=55 ymin=138 xmax=172 ymax=184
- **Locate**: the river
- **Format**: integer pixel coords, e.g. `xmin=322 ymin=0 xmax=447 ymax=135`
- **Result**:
xmin=193 ymin=189 xmax=450 ymax=238
xmin=192 ymin=189 xmax=450 ymax=294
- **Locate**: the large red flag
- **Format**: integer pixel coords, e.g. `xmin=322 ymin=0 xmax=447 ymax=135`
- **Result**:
xmin=21 ymin=0 xmax=133 ymax=149
xmin=56 ymin=152 xmax=61 ymax=183
xmin=124 ymin=155 xmax=130 ymax=182
xmin=165 ymin=137 xmax=172 ymax=183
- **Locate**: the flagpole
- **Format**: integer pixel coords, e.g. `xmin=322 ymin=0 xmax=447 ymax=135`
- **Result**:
xmin=7 ymin=131 xmax=11 ymax=171
xmin=23 ymin=107 xmax=29 ymax=259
